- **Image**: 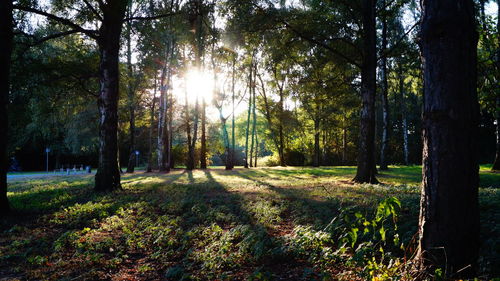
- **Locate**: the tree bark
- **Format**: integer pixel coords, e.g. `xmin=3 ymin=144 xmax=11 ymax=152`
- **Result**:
xmin=94 ymin=1 xmax=128 ymax=191
xmin=125 ymin=11 xmax=136 ymax=173
xmin=146 ymin=75 xmax=157 ymax=173
xmin=230 ymin=56 xmax=236 ymax=169
xmin=418 ymin=0 xmax=479 ymax=277
xmin=0 ymin=0 xmax=12 ymax=214
xmin=200 ymin=97 xmax=207 ymax=169
xmin=379 ymin=0 xmax=389 ymax=170
xmin=244 ymin=58 xmax=253 ymax=169
xmin=353 ymin=0 xmax=378 ymax=183
xmin=250 ymin=76 xmax=256 ymax=168
xmin=398 ymin=62 xmax=409 ymax=165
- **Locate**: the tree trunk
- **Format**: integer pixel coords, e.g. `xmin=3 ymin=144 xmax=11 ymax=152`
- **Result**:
xmin=418 ymin=0 xmax=479 ymax=277
xmin=353 ymin=0 xmax=378 ymax=184
xmin=244 ymin=59 xmax=252 ymax=169
xmin=254 ymin=130 xmax=258 ymax=167
xmin=250 ymin=79 xmax=256 ymax=168
xmin=146 ymin=75 xmax=157 ymax=173
xmin=200 ymin=98 xmax=207 ymax=169
xmin=379 ymin=0 xmax=389 ymax=170
xmin=125 ymin=13 xmax=136 ymax=173
xmin=94 ymin=2 xmax=127 ymax=191
xmin=398 ymin=63 xmax=409 ymax=165
xmin=185 ymin=78 xmax=194 ymax=170
xmin=492 ymin=1 xmax=500 ymax=171
xmin=230 ymin=56 xmax=236 ymax=169
xmin=278 ymin=87 xmax=286 ymax=166
xmin=0 ymin=0 xmax=12 ymax=214
xmin=313 ymin=117 xmax=320 ymax=167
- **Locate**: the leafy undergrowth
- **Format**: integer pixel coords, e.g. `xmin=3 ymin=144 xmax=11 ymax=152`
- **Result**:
xmin=0 ymin=166 xmax=498 ymax=280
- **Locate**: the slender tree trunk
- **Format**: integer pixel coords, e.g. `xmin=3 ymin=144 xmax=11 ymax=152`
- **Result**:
xmin=379 ymin=0 xmax=389 ymax=170
xmin=354 ymin=0 xmax=378 ymax=184
xmin=418 ymin=0 xmax=479 ymax=277
xmin=313 ymin=117 xmax=320 ymax=167
xmin=254 ymin=130 xmax=258 ymax=167
xmin=492 ymin=1 xmax=500 ymax=171
xmin=230 ymin=56 xmax=236 ymax=169
xmin=94 ymin=2 xmax=128 ymax=191
xmin=146 ymin=75 xmax=157 ymax=173
xmin=200 ymin=97 xmax=207 ymax=169
xmin=278 ymin=88 xmax=286 ymax=166
xmin=398 ymin=63 xmax=409 ymax=165
xmin=250 ymin=78 xmax=256 ymax=168
xmin=0 ymin=0 xmax=12 ymax=214
xmin=125 ymin=11 xmax=136 ymax=173
xmin=244 ymin=59 xmax=252 ymax=168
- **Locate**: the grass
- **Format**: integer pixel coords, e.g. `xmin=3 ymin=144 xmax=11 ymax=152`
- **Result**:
xmin=0 ymin=166 xmax=498 ymax=280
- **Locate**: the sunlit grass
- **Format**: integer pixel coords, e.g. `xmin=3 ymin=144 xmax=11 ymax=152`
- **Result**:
xmin=1 ymin=166 xmax=498 ymax=279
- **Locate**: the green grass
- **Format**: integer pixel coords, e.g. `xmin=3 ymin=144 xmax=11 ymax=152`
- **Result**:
xmin=1 ymin=166 xmax=498 ymax=280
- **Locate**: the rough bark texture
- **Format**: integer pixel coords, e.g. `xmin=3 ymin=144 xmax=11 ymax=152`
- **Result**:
xmin=353 ymin=0 xmax=378 ymax=184
xmin=418 ymin=0 xmax=479 ymax=277
xmin=94 ymin=1 xmax=127 ymax=191
xmin=0 ymin=0 xmax=12 ymax=214
xmin=379 ymin=0 xmax=389 ymax=170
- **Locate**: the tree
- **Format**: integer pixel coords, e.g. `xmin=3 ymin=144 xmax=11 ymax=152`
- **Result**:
xmin=0 ymin=0 xmax=13 ymax=214
xmin=492 ymin=0 xmax=500 ymax=171
xmin=417 ymin=0 xmax=479 ymax=277
xmin=379 ymin=0 xmax=389 ymax=170
xmin=353 ymin=0 xmax=378 ymax=183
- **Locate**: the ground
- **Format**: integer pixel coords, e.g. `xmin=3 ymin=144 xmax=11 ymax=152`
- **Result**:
xmin=1 ymin=166 xmax=498 ymax=280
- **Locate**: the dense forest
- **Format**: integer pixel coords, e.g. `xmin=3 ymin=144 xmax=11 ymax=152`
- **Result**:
xmin=0 ymin=0 xmax=499 ymax=280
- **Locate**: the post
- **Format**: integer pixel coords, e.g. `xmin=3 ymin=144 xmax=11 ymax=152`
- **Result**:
xmin=45 ymin=148 xmax=50 ymax=172
xmin=135 ymin=150 xmax=139 ymax=167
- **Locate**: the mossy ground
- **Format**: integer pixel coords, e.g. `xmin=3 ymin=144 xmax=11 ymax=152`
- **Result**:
xmin=1 ymin=166 xmax=498 ymax=280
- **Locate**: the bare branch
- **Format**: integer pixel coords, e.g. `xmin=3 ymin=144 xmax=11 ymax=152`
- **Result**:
xmin=81 ymin=0 xmax=103 ymax=21
xmin=123 ymin=11 xmax=182 ymax=21
xmin=13 ymin=5 xmax=98 ymax=39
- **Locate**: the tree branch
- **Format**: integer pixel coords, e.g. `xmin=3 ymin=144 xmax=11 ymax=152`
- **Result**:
xmin=123 ymin=11 xmax=182 ymax=21
xmin=13 ymin=5 xmax=98 ymax=39
xmin=378 ymin=21 xmax=418 ymax=61
xmin=81 ymin=0 xmax=103 ymax=21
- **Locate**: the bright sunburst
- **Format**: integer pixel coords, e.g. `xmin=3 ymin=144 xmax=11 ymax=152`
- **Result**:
xmin=184 ymin=69 xmax=214 ymax=103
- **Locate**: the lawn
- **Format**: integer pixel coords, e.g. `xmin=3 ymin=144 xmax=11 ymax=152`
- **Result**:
xmin=0 ymin=166 xmax=498 ymax=280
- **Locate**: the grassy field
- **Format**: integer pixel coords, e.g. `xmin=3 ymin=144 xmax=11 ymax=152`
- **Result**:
xmin=1 ymin=166 xmax=498 ymax=280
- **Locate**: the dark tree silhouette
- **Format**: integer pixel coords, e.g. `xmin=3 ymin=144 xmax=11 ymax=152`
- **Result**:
xmin=418 ymin=0 xmax=480 ymax=277
xmin=0 ymin=0 xmax=13 ymax=214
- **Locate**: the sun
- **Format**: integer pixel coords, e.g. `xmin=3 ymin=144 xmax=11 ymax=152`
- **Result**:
xmin=184 ymin=69 xmax=214 ymax=103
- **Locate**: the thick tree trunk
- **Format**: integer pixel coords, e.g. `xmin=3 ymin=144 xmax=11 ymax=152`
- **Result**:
xmin=0 ymin=0 xmax=13 ymax=214
xmin=379 ymin=0 xmax=389 ymax=170
xmin=354 ymin=0 xmax=378 ymax=184
xmin=313 ymin=117 xmax=320 ymax=167
xmin=418 ymin=0 xmax=479 ymax=277
xmin=94 ymin=2 xmax=127 ymax=191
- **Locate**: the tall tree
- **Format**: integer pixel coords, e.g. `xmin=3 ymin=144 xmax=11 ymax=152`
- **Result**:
xmin=492 ymin=0 xmax=500 ymax=171
xmin=0 ymin=0 xmax=13 ymax=214
xmin=125 ymin=5 xmax=136 ymax=173
xmin=379 ymin=0 xmax=390 ymax=170
xmin=353 ymin=0 xmax=378 ymax=183
xmin=418 ymin=0 xmax=479 ymax=277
